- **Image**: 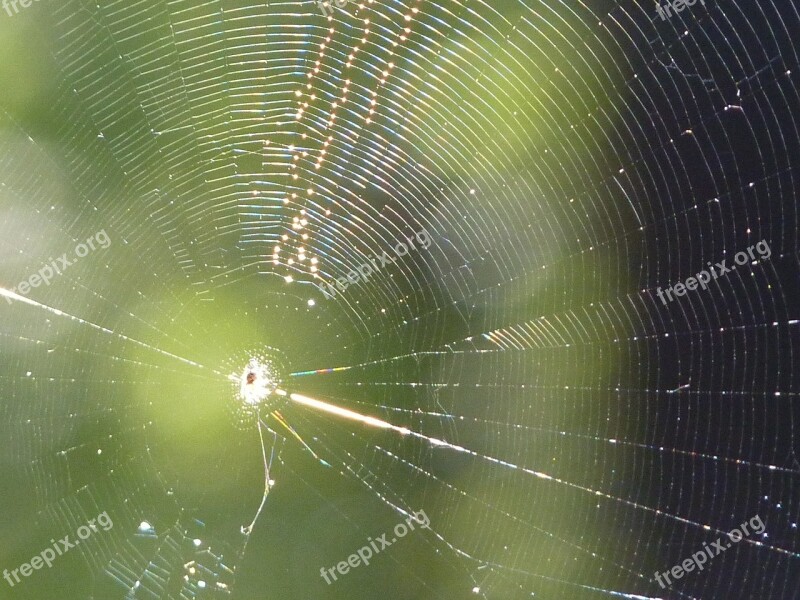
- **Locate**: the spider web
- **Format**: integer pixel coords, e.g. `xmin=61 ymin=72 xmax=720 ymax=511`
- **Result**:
xmin=0 ymin=0 xmax=799 ymax=598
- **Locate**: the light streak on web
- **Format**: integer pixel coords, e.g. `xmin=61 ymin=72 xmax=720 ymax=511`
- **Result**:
xmin=0 ymin=286 xmax=209 ymax=372
xmin=2 ymin=0 xmax=799 ymax=598
xmin=279 ymin=388 xmax=800 ymax=560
